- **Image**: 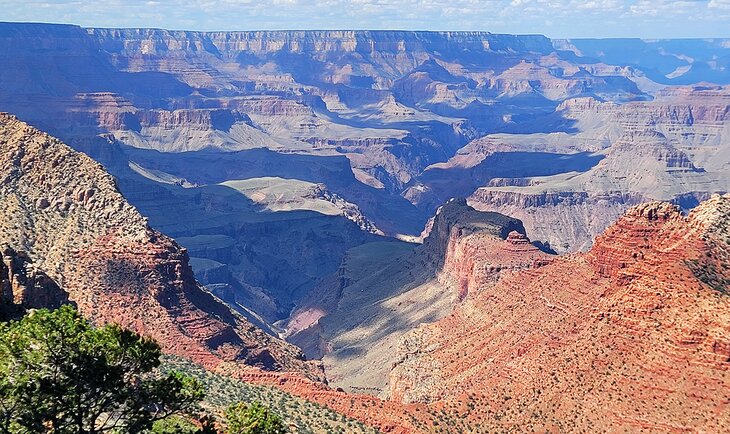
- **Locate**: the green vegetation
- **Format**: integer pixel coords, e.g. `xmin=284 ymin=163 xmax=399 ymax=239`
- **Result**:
xmin=150 ymin=416 xmax=209 ymax=434
xmin=225 ymin=402 xmax=285 ymax=434
xmin=0 ymin=305 xmax=203 ymax=433
xmin=0 ymin=305 xmax=376 ymax=434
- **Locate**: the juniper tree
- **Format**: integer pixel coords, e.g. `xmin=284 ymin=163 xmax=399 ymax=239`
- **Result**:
xmin=0 ymin=306 xmax=204 ymax=434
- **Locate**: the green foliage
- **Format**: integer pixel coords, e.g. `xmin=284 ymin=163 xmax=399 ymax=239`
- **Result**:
xmin=150 ymin=415 xmax=218 ymax=434
xmin=225 ymin=402 xmax=286 ymax=434
xmin=151 ymin=416 xmax=200 ymax=434
xmin=0 ymin=305 xmax=204 ymax=434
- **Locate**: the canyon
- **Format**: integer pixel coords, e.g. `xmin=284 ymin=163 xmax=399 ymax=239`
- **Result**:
xmin=0 ymin=22 xmax=729 ymax=432
xmin=1 ymin=118 xmax=727 ymax=431
xmin=285 ymin=198 xmax=552 ymax=397
xmin=0 ymin=24 xmax=727 ymax=324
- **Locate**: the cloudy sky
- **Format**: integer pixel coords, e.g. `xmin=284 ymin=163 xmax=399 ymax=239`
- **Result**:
xmin=1 ymin=0 xmax=729 ymax=38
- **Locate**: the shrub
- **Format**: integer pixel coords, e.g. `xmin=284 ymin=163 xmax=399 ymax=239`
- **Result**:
xmin=225 ymin=401 xmax=286 ymax=434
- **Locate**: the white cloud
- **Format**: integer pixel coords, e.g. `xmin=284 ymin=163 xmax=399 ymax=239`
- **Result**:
xmin=708 ymin=0 xmax=730 ymax=8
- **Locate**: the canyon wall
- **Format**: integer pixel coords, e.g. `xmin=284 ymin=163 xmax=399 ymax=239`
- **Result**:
xmin=281 ymin=198 xmax=552 ymax=397
xmin=0 ymin=24 xmax=728 ymax=403
xmin=389 ymin=195 xmax=730 ymax=431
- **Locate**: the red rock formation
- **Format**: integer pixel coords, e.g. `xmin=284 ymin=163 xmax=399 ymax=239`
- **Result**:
xmin=389 ymin=195 xmax=730 ymax=432
xmin=430 ymin=200 xmax=552 ymax=300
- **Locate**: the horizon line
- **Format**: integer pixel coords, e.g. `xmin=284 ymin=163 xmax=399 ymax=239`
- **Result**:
xmin=1 ymin=21 xmax=729 ymax=41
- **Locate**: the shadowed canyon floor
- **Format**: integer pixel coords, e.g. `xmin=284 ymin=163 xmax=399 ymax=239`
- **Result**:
xmin=0 ymin=24 xmax=728 ymax=334
xmin=285 ymin=199 xmax=551 ymax=397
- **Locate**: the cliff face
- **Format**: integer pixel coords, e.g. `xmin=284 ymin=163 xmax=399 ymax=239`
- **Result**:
xmin=421 ymin=198 xmax=526 ymax=262
xmin=0 ymin=22 xmax=650 ymax=188
xmin=420 ymin=198 xmax=549 ymax=299
xmin=89 ymin=28 xmax=554 ymax=56
xmin=1 ymin=23 xmax=727 ymax=314
xmin=0 ymin=113 xmax=321 ymax=379
xmin=0 ymin=246 xmax=69 ymax=320
xmin=389 ymin=195 xmax=730 ymax=432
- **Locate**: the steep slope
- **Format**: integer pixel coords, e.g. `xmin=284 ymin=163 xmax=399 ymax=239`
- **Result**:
xmin=0 ymin=23 xmax=675 ymax=199
xmin=284 ymin=199 xmax=551 ymax=396
xmin=0 ymin=114 xmax=444 ymax=434
xmin=389 ymin=195 xmax=730 ymax=432
xmin=1 ymin=25 xmax=729 ymax=397
xmin=0 ymin=113 xmax=321 ymax=379
xmin=2 ymin=22 xmax=729 ymax=338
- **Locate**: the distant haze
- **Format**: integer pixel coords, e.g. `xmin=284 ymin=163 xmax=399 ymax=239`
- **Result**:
xmin=1 ymin=0 xmax=729 ymax=38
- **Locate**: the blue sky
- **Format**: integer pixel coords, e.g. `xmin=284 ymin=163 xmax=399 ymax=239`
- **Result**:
xmin=1 ymin=0 xmax=729 ymax=38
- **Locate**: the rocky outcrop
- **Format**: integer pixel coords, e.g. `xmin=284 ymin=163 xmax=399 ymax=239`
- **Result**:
xmin=2 ymin=22 xmax=728 ymax=267
xmin=421 ymin=198 xmax=525 ymax=262
xmin=304 ymin=183 xmax=382 ymax=234
xmin=417 ymin=199 xmax=551 ymax=303
xmin=0 ymin=246 xmax=69 ymax=320
xmin=389 ymin=195 xmax=730 ymax=432
xmin=0 ymin=113 xmax=322 ymax=379
xmin=448 ymin=85 xmax=730 ymax=253
xmin=421 ymin=198 xmax=549 ymax=299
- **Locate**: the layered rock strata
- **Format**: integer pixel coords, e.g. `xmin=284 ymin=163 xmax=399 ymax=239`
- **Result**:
xmin=285 ymin=198 xmax=551 ymax=397
xmin=389 ymin=195 xmax=730 ymax=432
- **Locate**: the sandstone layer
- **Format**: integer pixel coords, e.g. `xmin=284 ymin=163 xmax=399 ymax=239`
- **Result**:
xmin=1 ymin=23 xmax=728 ymax=342
xmin=1 ymin=25 xmax=729 ymax=413
xmin=411 ymin=86 xmax=730 ymax=252
xmin=0 ymin=113 xmax=485 ymax=434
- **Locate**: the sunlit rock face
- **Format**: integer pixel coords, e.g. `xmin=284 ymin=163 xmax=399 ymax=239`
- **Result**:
xmin=389 ymin=195 xmax=730 ymax=432
xmin=280 ymin=199 xmax=552 ymax=398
